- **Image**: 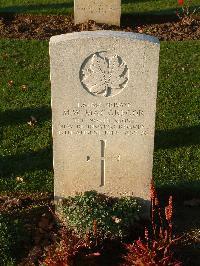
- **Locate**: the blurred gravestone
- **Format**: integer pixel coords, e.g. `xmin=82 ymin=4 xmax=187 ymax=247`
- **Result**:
xmin=50 ymin=31 xmax=160 ymax=204
xmin=74 ymin=0 xmax=121 ymax=26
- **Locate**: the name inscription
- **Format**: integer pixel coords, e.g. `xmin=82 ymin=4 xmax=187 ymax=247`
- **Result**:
xmin=58 ymin=102 xmax=147 ymax=136
xmin=77 ymin=6 xmax=118 ymax=14
xmin=77 ymin=2 xmax=119 ymax=15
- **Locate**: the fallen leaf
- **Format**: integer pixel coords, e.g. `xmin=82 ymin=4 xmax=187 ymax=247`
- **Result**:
xmin=16 ymin=176 xmax=24 ymax=182
xmin=8 ymin=80 xmax=14 ymax=87
xmin=21 ymin=84 xmax=28 ymax=91
xmin=112 ymin=216 xmax=122 ymax=223
xmin=86 ymin=252 xmax=101 ymax=258
xmin=137 ymin=26 xmax=143 ymax=33
xmin=2 ymin=53 xmax=8 ymax=60
xmin=27 ymin=116 xmax=37 ymax=126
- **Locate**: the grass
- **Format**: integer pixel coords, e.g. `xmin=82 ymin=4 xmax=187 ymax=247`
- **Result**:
xmin=0 ymin=40 xmax=53 ymax=192
xmin=0 ymin=0 xmax=199 ymax=15
xmin=0 ymin=39 xmax=199 ymax=197
xmin=154 ymin=40 xmax=200 ymax=199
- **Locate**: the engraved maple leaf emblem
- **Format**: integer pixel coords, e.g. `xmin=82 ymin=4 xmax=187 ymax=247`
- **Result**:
xmin=80 ymin=52 xmax=129 ymax=97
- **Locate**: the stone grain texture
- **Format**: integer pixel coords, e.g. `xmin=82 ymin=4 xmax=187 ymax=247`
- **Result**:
xmin=74 ymin=0 xmax=121 ymax=26
xmin=50 ymin=31 xmax=160 ymax=202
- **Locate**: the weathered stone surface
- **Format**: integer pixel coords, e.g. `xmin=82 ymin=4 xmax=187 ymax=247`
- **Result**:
xmin=74 ymin=0 xmax=121 ymax=26
xmin=50 ymin=31 xmax=160 ymax=202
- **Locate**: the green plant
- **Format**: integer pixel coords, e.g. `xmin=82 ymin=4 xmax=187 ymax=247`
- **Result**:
xmin=0 ymin=215 xmax=15 ymax=266
xmin=176 ymin=0 xmax=199 ymax=25
xmin=59 ymin=191 xmax=140 ymax=240
xmin=0 ymin=211 xmax=30 ymax=265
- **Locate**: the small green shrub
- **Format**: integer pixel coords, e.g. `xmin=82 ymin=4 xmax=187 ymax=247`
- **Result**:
xmin=59 ymin=191 xmax=141 ymax=240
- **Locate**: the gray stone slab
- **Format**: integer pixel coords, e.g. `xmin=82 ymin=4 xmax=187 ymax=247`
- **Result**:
xmin=50 ymin=31 xmax=160 ymax=202
xmin=74 ymin=0 xmax=121 ymax=26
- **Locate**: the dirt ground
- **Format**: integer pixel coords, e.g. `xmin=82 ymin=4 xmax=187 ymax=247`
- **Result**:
xmin=0 ymin=14 xmax=199 ymax=41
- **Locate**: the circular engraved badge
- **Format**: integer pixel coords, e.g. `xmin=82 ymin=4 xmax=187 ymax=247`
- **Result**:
xmin=80 ymin=51 xmax=129 ymax=97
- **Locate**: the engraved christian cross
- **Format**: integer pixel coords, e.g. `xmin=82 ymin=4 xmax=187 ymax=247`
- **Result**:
xmin=100 ymin=139 xmax=121 ymax=187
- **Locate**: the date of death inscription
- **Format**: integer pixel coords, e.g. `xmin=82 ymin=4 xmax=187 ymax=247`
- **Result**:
xmin=58 ymin=102 xmax=148 ymax=136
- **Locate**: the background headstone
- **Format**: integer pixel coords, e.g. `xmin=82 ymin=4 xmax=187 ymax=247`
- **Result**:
xmin=50 ymin=31 xmax=160 ymax=202
xmin=74 ymin=0 xmax=121 ymax=26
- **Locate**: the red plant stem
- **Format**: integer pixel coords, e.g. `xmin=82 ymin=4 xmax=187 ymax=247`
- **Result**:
xmin=151 ymin=198 xmax=156 ymax=236
xmin=157 ymin=203 xmax=164 ymax=237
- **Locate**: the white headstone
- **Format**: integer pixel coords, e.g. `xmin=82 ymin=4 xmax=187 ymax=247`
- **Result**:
xmin=74 ymin=0 xmax=121 ymax=26
xmin=50 ymin=31 xmax=160 ymax=202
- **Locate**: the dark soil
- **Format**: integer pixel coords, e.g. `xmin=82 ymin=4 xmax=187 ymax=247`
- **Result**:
xmin=0 ymin=14 xmax=199 ymax=41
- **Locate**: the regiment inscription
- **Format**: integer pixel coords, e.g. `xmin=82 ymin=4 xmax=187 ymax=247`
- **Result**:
xmin=58 ymin=102 xmax=146 ymax=136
